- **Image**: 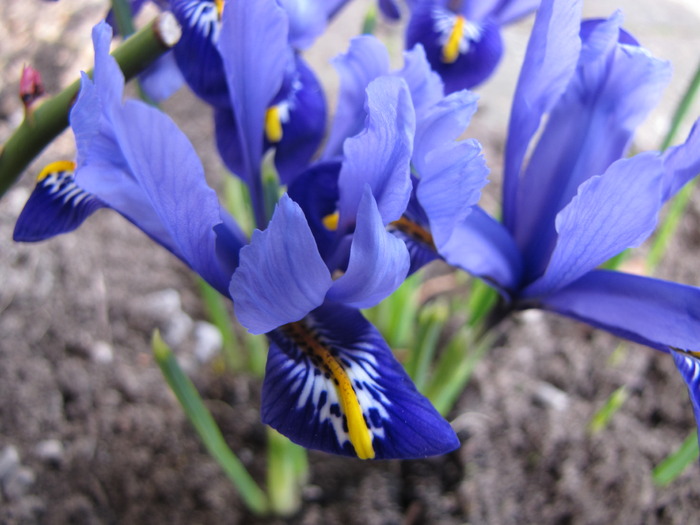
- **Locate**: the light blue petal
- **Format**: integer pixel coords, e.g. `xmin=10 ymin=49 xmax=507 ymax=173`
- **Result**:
xmin=337 ymin=76 xmax=415 ymax=229
xmin=514 ymin=14 xmax=671 ymax=271
xmin=138 ymin=51 xmax=184 ymax=102
xmin=416 ymin=139 xmax=488 ymax=250
xmin=412 ymin=89 xmax=479 ymax=177
xmin=395 ymin=44 xmax=444 ymax=120
xmin=322 ymin=35 xmax=390 ymax=159
xmin=538 ymin=270 xmax=700 ymax=355
xmin=440 ymin=207 xmax=523 ymax=296
xmin=280 ymin=0 xmax=328 ymax=49
xmin=502 ymin=0 xmax=582 ymax=229
xmin=524 ymin=153 xmax=663 ymax=298
xmin=662 ymin=119 xmax=700 ymax=202
xmin=327 ymin=188 xmax=410 ymax=308
xmin=81 ymin=99 xmax=236 ymax=295
xmin=262 ymin=304 xmax=460 ymax=459
xmin=217 ymin=0 xmax=290 ymax=187
xmin=230 ymin=195 xmax=332 ymax=335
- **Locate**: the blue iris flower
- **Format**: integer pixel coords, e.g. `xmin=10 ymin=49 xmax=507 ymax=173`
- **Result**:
xmin=452 ymin=0 xmax=700 ymax=441
xmin=16 ymin=18 xmax=461 ymax=460
xmin=404 ymin=0 xmax=540 ymax=93
xmin=320 ymin=34 xmax=489 ymax=274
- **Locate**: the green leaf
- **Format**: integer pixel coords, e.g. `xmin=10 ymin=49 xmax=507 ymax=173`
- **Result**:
xmin=653 ymin=431 xmax=699 ymax=486
xmin=587 ymin=385 xmax=628 ymax=435
xmin=152 ymin=331 xmax=269 ymax=515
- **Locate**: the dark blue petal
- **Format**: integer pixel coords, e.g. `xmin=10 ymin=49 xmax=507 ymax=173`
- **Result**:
xmin=405 ymin=2 xmax=504 ymax=93
xmin=14 ymin=162 xmax=104 ymax=242
xmin=270 ymin=55 xmax=327 ymax=186
xmin=171 ymin=0 xmax=229 ymax=107
xmin=214 ymin=106 xmax=245 ymax=178
xmin=502 ymin=0 xmax=582 ymax=230
xmin=230 ymin=194 xmax=332 ymax=335
xmin=337 ymin=76 xmax=415 ymax=230
xmin=671 ymin=351 xmax=700 ymax=447
xmin=323 ymin=35 xmax=390 ymax=159
xmin=514 ymin=13 xmax=671 ymax=271
xmin=287 ymin=161 xmax=342 ymax=261
xmin=539 ymin=270 xmax=700 ymax=355
xmin=327 ymin=187 xmax=410 ymax=308
xmin=524 ymin=153 xmax=663 ymax=298
xmin=378 ymin=0 xmax=401 ymax=20
xmin=262 ymin=304 xmax=460 ymax=459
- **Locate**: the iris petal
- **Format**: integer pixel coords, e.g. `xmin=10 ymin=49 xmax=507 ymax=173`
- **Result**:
xmin=262 ymin=304 xmax=459 ymax=459
xmin=337 ymin=76 xmax=415 ymax=230
xmin=538 ymin=270 xmax=700 ymax=354
xmin=230 ymin=194 xmax=332 ymax=335
xmin=662 ymin=119 xmax=700 ymax=202
xmin=171 ymin=0 xmax=229 ymax=107
xmin=502 ymin=0 xmax=582 ymax=229
xmin=327 ymin=187 xmax=410 ymax=308
xmin=323 ymin=35 xmax=390 ymax=159
xmin=671 ymin=351 xmax=700 ymax=448
xmin=14 ymin=162 xmax=104 ymax=242
xmin=524 ymin=153 xmax=663 ymax=297
xmin=514 ymin=13 xmax=671 ymax=266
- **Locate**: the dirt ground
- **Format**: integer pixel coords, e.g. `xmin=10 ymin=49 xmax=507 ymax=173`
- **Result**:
xmin=2 ymin=0 xmax=700 ymax=523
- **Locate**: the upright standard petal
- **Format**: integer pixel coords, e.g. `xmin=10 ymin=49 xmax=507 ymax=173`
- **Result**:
xmin=524 ymin=154 xmax=663 ymax=297
xmin=513 ymin=13 xmax=671 ymax=260
xmin=502 ymin=0 xmax=582 ymax=229
xmin=262 ymin=304 xmax=460 ymax=459
xmin=337 ymin=76 xmax=415 ymax=230
xmin=217 ymin=0 xmax=289 ymax=188
xmin=327 ymin=188 xmax=410 ymax=308
xmin=539 ymin=270 xmax=700 ymax=355
xmin=323 ymin=36 xmax=390 ymax=159
xmin=230 ymin=195 xmax=332 ymax=335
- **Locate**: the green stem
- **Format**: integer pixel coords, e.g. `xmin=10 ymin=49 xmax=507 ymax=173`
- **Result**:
xmin=111 ymin=0 xmax=136 ymax=37
xmin=660 ymin=60 xmax=700 ymax=151
xmin=0 ymin=13 xmax=181 ymax=198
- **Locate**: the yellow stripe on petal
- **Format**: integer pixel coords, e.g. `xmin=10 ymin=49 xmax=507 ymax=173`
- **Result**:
xmin=284 ymin=322 xmax=375 ymax=460
xmin=215 ymin=0 xmax=224 ymax=18
xmin=265 ymin=106 xmax=284 ymax=143
xmin=37 ymin=160 xmax=76 ymax=181
xmin=442 ymin=15 xmax=465 ymax=64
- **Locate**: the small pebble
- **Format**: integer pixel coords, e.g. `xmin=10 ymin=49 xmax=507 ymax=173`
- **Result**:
xmin=90 ymin=340 xmax=114 ymax=364
xmin=194 ymin=321 xmax=223 ymax=363
xmin=164 ymin=311 xmax=194 ymax=346
xmin=534 ymin=381 xmax=570 ymax=411
xmin=34 ymin=439 xmax=64 ymax=466
xmin=3 ymin=467 xmax=36 ymax=500
xmin=0 ymin=446 xmax=20 ymax=482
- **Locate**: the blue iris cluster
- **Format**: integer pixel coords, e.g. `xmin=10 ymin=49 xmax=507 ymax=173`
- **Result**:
xmin=15 ymin=0 xmax=700 ymax=460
